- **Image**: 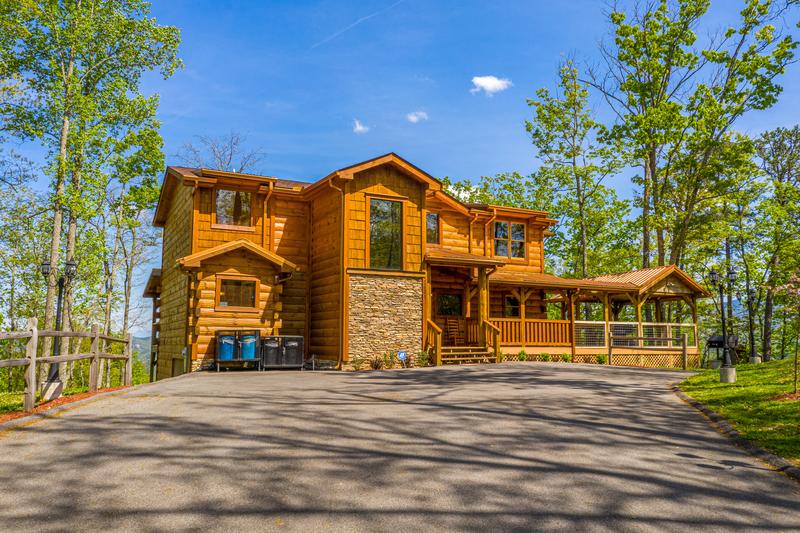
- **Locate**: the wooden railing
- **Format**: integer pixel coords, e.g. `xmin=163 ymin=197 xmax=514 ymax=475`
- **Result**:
xmin=482 ymin=320 xmax=501 ymax=363
xmin=0 ymin=318 xmax=132 ymax=412
xmin=426 ymin=319 xmax=443 ymax=366
xmin=489 ymin=318 xmax=572 ymax=347
xmin=609 ymin=333 xmax=689 ymax=370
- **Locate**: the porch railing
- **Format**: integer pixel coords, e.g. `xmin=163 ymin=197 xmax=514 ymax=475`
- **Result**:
xmin=489 ymin=318 xmax=571 ymax=347
xmin=577 ymin=321 xmax=698 ymax=348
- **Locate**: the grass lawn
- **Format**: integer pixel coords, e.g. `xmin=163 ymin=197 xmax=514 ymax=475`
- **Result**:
xmin=1 ymin=386 xmax=95 ymax=414
xmin=681 ymin=358 xmax=799 ymax=466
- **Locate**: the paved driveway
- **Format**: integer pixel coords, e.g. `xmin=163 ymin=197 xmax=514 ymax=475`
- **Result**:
xmin=0 ymin=364 xmax=798 ymax=532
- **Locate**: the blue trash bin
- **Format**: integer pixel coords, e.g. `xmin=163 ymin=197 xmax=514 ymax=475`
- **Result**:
xmin=240 ymin=335 xmax=258 ymax=360
xmin=218 ymin=335 xmax=236 ymax=361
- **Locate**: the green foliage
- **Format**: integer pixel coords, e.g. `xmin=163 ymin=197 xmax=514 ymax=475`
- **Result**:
xmin=368 ymin=354 xmax=385 ymax=370
xmin=351 ymin=356 xmax=366 ymax=371
xmin=562 ymin=354 xmax=571 ymax=363
xmin=596 ymin=355 xmax=607 ymax=365
xmin=415 ymin=350 xmax=430 ymax=368
xmin=541 ymin=353 xmax=551 ymax=362
xmin=381 ymin=351 xmax=396 ymax=369
xmin=681 ymin=359 xmax=799 ymax=465
xmin=517 ymin=349 xmax=527 ymax=362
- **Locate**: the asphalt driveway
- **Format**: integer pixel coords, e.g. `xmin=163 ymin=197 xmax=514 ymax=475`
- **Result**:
xmin=0 ymin=363 xmax=798 ymax=532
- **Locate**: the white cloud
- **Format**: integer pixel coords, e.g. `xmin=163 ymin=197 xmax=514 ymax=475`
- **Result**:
xmin=352 ymin=119 xmax=369 ymax=134
xmin=406 ymin=111 xmax=429 ymax=123
xmin=470 ymin=75 xmax=513 ymax=96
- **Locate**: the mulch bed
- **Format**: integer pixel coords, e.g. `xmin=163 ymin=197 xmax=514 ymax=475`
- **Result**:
xmin=771 ymin=391 xmax=800 ymax=402
xmin=0 ymin=387 xmax=129 ymax=424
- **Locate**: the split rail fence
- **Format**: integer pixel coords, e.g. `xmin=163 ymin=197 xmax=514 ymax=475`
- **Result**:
xmin=0 ymin=318 xmax=132 ymax=412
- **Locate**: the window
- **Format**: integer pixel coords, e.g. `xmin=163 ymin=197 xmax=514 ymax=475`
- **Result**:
xmin=215 ymin=189 xmax=252 ymax=227
xmin=426 ymin=212 xmax=440 ymax=244
xmin=217 ymin=278 xmax=257 ymax=309
xmin=370 ymin=198 xmax=402 ymax=270
xmin=494 ymin=221 xmax=526 ymax=258
xmin=437 ymin=293 xmax=462 ymax=316
xmin=503 ymin=295 xmax=520 ymax=318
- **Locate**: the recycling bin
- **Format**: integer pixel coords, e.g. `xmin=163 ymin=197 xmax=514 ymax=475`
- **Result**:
xmin=217 ymin=335 xmax=236 ymax=361
xmin=214 ymin=330 xmax=261 ymax=371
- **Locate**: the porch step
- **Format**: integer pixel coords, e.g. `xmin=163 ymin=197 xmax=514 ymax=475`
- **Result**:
xmin=441 ymin=345 xmax=487 ymax=353
xmin=441 ymin=349 xmax=495 ymax=364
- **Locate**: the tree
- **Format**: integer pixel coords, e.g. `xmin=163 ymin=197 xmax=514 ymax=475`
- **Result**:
xmin=176 ymin=132 xmax=265 ymax=173
xmin=526 ymin=62 xmax=628 ymax=278
xmin=1 ymin=0 xmax=180 ymax=365
xmin=586 ymin=0 xmax=798 ymax=268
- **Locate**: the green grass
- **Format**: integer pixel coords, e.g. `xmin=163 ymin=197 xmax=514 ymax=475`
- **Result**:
xmin=680 ymin=358 xmax=799 ymax=466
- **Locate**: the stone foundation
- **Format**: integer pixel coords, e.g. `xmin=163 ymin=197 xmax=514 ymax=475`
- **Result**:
xmin=347 ymin=273 xmax=423 ymax=361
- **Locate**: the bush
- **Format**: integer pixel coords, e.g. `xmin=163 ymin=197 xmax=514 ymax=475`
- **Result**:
xmin=382 ymin=351 xmax=396 ymax=369
xmin=562 ymin=354 xmax=571 ymax=363
xmin=368 ymin=354 xmax=385 ymax=370
xmin=415 ymin=350 xmax=430 ymax=367
xmin=541 ymin=354 xmax=551 ymax=362
xmin=517 ymin=350 xmax=527 ymax=362
xmin=596 ymin=354 xmax=607 ymax=365
xmin=351 ymin=356 xmax=366 ymax=371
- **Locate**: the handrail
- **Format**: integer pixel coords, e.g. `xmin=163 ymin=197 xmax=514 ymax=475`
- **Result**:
xmin=481 ymin=320 xmax=501 ymax=363
xmin=426 ymin=319 xmax=443 ymax=366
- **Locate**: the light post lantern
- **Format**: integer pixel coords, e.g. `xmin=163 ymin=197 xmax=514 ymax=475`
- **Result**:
xmin=39 ymin=257 xmax=77 ymax=400
xmin=710 ymin=267 xmax=736 ymax=383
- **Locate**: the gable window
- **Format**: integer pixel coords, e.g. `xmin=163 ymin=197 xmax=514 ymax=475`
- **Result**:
xmin=370 ymin=198 xmax=403 ymax=270
xmin=437 ymin=293 xmax=462 ymax=317
xmin=217 ymin=277 xmax=258 ymax=310
xmin=503 ymin=295 xmax=520 ymax=318
xmin=494 ymin=221 xmax=526 ymax=258
xmin=215 ymin=189 xmax=252 ymax=227
xmin=426 ymin=212 xmax=440 ymax=244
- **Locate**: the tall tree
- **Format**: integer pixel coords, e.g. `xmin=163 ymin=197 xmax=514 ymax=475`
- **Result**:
xmin=176 ymin=132 xmax=265 ymax=173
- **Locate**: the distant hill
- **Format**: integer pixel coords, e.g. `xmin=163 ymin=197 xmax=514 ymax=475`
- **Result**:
xmin=132 ymin=336 xmax=151 ymax=364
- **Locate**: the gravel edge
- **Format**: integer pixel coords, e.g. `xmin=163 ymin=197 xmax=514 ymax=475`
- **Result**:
xmin=672 ymin=384 xmax=800 ymax=483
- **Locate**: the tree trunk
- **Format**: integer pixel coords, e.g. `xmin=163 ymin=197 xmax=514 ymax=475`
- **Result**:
xmin=763 ymin=289 xmax=775 ymax=361
xmin=642 ymin=159 xmax=651 ymax=268
xmin=122 ymin=225 xmax=138 ymax=336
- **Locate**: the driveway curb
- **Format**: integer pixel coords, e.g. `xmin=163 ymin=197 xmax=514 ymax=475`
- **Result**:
xmin=672 ymin=384 xmax=800 ymax=483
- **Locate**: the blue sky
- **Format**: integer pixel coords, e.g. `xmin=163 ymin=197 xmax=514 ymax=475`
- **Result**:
xmin=143 ymin=0 xmax=800 ymax=188
xmin=14 ymin=1 xmax=800 ymax=333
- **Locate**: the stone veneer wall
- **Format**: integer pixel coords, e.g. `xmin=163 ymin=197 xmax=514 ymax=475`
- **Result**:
xmin=347 ymin=273 xmax=423 ymax=361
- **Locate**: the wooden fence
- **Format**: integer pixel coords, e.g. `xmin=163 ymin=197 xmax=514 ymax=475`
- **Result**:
xmin=0 ymin=318 xmax=132 ymax=412
xmin=608 ymin=333 xmax=690 ymax=370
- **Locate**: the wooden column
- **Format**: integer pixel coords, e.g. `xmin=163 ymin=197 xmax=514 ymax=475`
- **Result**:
xmin=23 ymin=318 xmax=38 ymax=412
xmin=635 ymin=294 xmax=644 ymax=346
xmin=602 ymin=292 xmax=611 ymax=349
xmin=478 ymin=267 xmax=488 ymax=345
xmin=568 ymin=291 xmax=577 ymax=360
xmin=518 ymin=288 xmax=529 ymax=348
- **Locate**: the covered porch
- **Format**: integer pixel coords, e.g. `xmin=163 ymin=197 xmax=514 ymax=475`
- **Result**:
xmin=424 ymin=263 xmax=709 ymax=368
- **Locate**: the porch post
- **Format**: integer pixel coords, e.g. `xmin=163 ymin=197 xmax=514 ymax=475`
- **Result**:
xmin=477 ymin=267 xmax=488 ymax=345
xmin=602 ymin=293 xmax=610 ymax=349
xmin=635 ymin=294 xmax=644 ymax=348
xmin=568 ymin=290 xmax=577 ymax=361
xmin=519 ymin=288 xmax=529 ymax=348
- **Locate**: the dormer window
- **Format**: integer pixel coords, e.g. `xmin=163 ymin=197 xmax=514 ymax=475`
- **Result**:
xmin=494 ymin=221 xmax=526 ymax=258
xmin=215 ymin=188 xmax=252 ymax=227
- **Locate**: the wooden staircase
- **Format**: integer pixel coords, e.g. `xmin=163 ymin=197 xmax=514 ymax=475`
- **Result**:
xmin=441 ymin=345 xmax=495 ymax=364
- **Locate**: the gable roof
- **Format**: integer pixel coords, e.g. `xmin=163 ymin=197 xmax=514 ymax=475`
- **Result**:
xmin=589 ymin=265 xmax=711 ymax=297
xmin=426 ymin=248 xmax=507 ymax=267
xmin=177 ymin=239 xmax=296 ymax=272
xmin=142 ymin=269 xmax=162 ymax=298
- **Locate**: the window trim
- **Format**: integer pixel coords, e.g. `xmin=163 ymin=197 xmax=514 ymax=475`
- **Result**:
xmin=211 ymin=187 xmax=256 ymax=232
xmin=365 ymin=194 xmax=405 ymax=271
xmin=493 ymin=220 xmax=527 ymax=259
xmin=215 ymin=274 xmax=260 ymax=313
xmin=425 ymin=211 xmax=442 ymax=246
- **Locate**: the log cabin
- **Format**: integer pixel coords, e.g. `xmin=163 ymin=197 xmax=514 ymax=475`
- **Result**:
xmin=144 ymin=153 xmax=709 ymax=379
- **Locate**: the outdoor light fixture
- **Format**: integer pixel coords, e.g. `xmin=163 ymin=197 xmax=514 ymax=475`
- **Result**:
xmin=39 ymin=257 xmax=78 ymax=400
xmin=710 ymin=266 xmax=736 ymax=383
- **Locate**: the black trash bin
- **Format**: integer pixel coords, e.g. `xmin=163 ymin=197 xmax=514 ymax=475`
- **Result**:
xmin=260 ymin=336 xmax=305 ymax=369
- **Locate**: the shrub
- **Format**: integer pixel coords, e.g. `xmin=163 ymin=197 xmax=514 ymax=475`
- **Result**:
xmin=562 ymin=354 xmax=571 ymax=363
xmin=351 ymin=356 xmax=365 ymax=371
xmin=498 ymin=352 xmax=505 ymax=363
xmin=382 ymin=351 xmax=396 ymax=369
xmin=517 ymin=350 xmax=527 ymax=362
xmin=596 ymin=354 xmax=607 ymax=365
xmin=541 ymin=354 xmax=551 ymax=362
xmin=369 ymin=354 xmax=385 ymax=370
xmin=415 ymin=350 xmax=430 ymax=367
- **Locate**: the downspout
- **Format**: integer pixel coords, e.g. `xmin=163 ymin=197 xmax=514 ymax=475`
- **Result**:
xmin=483 ymin=208 xmax=497 ymax=256
xmin=328 ymin=179 xmax=346 ymax=370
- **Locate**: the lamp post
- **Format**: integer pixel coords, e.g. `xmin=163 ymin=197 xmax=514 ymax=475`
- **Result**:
xmin=711 ymin=267 xmax=736 ymax=383
xmin=747 ymin=286 xmax=761 ymax=364
xmin=40 ymin=258 xmax=77 ymax=400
